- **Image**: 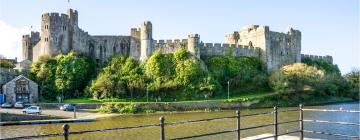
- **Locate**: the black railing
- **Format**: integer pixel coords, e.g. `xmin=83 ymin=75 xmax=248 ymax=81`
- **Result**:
xmin=1 ymin=105 xmax=359 ymax=140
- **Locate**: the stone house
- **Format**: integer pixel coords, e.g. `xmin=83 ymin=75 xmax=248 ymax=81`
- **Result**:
xmin=2 ymin=75 xmax=38 ymax=103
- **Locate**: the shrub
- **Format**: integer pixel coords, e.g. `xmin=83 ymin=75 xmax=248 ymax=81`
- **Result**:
xmin=270 ymin=63 xmax=324 ymax=98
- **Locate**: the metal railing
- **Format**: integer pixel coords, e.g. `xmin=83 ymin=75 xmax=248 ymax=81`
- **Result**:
xmin=1 ymin=105 xmax=359 ymax=140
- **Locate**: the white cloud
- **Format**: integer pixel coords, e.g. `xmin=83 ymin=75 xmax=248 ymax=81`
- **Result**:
xmin=0 ymin=20 xmax=30 ymax=61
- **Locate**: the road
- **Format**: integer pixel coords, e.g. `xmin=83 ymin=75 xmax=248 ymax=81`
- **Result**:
xmin=0 ymin=108 xmax=116 ymax=120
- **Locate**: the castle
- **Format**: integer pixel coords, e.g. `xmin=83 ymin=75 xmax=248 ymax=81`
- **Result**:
xmin=22 ymin=9 xmax=333 ymax=72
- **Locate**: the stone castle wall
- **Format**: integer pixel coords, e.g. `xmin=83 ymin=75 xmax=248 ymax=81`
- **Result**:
xmin=301 ymin=54 xmax=333 ymax=63
xmin=225 ymin=25 xmax=302 ymax=72
xmin=199 ymin=43 xmax=261 ymax=58
xmin=23 ymin=8 xmax=332 ymax=73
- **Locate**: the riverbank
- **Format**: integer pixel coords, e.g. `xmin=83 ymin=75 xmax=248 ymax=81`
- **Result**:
xmin=94 ymin=95 xmax=356 ymax=114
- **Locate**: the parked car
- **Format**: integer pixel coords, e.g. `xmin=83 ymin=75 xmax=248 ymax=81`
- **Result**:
xmin=60 ymin=104 xmax=75 ymax=111
xmin=1 ymin=102 xmax=13 ymax=108
xmin=22 ymin=106 xmax=42 ymax=115
xmin=14 ymin=102 xmax=25 ymax=108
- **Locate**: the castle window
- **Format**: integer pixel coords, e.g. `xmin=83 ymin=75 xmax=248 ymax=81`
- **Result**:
xmin=248 ymin=41 xmax=253 ymax=47
xmin=63 ymin=26 xmax=66 ymax=31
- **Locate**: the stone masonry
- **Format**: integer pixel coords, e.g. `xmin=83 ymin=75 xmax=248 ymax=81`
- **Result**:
xmin=22 ymin=9 xmax=333 ymax=72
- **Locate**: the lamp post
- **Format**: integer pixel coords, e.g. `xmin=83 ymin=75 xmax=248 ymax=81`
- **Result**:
xmin=227 ymin=81 xmax=230 ymax=100
xmin=146 ymin=85 xmax=149 ymax=102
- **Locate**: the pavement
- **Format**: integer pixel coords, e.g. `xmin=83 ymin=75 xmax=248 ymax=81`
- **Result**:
xmin=0 ymin=108 xmax=116 ymax=120
xmin=242 ymin=133 xmax=319 ymax=140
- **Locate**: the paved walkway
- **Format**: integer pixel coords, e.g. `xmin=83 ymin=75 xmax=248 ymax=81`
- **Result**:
xmin=243 ymin=133 xmax=319 ymax=140
xmin=0 ymin=108 xmax=116 ymax=120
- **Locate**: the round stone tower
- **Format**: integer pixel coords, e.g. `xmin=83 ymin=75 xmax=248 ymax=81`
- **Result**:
xmin=187 ymin=34 xmax=200 ymax=59
xmin=40 ymin=12 xmax=70 ymax=57
xmin=22 ymin=35 xmax=32 ymax=61
xmin=140 ymin=21 xmax=153 ymax=62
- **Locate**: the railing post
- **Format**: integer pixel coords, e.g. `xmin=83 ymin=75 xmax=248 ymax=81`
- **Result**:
xmin=299 ymin=104 xmax=304 ymax=140
xmin=274 ymin=105 xmax=278 ymax=140
xmin=74 ymin=105 xmax=76 ymax=119
xmin=160 ymin=116 xmax=165 ymax=140
xmin=236 ymin=110 xmax=240 ymax=140
xmin=63 ymin=124 xmax=69 ymax=140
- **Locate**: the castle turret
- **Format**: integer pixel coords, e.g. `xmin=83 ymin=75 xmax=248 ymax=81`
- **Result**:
xmin=140 ymin=21 xmax=153 ymax=62
xmin=287 ymin=27 xmax=301 ymax=63
xmin=187 ymin=34 xmax=200 ymax=59
xmin=67 ymin=9 xmax=78 ymax=51
xmin=22 ymin=31 xmax=40 ymax=61
xmin=40 ymin=12 xmax=70 ymax=57
xmin=22 ymin=35 xmax=31 ymax=61
xmin=225 ymin=32 xmax=239 ymax=44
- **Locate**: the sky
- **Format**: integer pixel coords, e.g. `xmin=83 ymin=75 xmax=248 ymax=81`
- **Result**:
xmin=0 ymin=0 xmax=359 ymax=74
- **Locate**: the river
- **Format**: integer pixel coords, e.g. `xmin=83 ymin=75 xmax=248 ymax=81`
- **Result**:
xmin=1 ymin=102 xmax=359 ymax=140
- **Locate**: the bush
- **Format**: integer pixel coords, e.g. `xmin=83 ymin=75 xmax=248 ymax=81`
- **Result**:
xmin=343 ymin=69 xmax=360 ymax=99
xmin=97 ymin=103 xmax=141 ymax=114
xmin=0 ymin=60 xmax=15 ymax=69
xmin=270 ymin=63 xmax=325 ymax=98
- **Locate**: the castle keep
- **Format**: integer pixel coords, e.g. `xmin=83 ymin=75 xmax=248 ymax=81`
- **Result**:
xmin=22 ymin=9 xmax=333 ymax=72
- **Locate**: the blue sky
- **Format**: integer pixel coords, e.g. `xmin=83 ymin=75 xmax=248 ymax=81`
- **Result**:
xmin=0 ymin=0 xmax=359 ymax=74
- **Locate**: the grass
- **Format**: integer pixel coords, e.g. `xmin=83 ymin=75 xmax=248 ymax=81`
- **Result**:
xmin=63 ymin=90 xmax=274 ymax=103
xmin=64 ymin=98 xmax=102 ymax=103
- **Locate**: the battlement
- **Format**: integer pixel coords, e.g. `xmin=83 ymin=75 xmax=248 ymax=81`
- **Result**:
xmin=301 ymin=54 xmax=333 ymax=63
xmin=41 ymin=12 xmax=69 ymax=22
xmin=142 ymin=21 xmax=152 ymax=26
xmin=287 ymin=27 xmax=301 ymax=35
xmin=22 ymin=35 xmax=30 ymax=39
xmin=131 ymin=28 xmax=140 ymax=32
xmin=239 ymin=25 xmax=269 ymax=33
xmin=155 ymin=39 xmax=187 ymax=44
xmin=203 ymin=43 xmax=253 ymax=49
xmin=188 ymin=34 xmax=200 ymax=38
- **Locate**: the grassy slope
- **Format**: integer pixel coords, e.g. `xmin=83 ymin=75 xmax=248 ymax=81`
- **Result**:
xmin=64 ymin=91 xmax=274 ymax=103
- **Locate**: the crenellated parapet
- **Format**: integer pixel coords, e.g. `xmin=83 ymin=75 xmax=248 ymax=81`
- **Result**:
xmin=301 ymin=54 xmax=333 ymax=64
xmin=199 ymin=43 xmax=261 ymax=58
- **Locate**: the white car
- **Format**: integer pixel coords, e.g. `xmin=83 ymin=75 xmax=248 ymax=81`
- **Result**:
xmin=22 ymin=106 xmax=42 ymax=115
xmin=14 ymin=102 xmax=25 ymax=108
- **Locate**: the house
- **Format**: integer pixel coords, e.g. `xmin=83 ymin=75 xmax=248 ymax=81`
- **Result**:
xmin=2 ymin=75 xmax=38 ymax=103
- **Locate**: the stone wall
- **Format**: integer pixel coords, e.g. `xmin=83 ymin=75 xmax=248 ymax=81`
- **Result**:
xmin=153 ymin=39 xmax=187 ymax=54
xmin=301 ymin=54 xmax=333 ymax=64
xmin=225 ymin=25 xmax=301 ymax=72
xmin=199 ymin=43 xmax=261 ymax=58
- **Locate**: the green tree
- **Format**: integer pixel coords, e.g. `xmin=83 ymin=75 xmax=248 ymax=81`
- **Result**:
xmin=28 ymin=55 xmax=58 ymax=100
xmin=0 ymin=60 xmax=15 ymax=69
xmin=343 ymin=69 xmax=360 ymax=99
xmin=144 ymin=48 xmax=218 ymax=100
xmin=55 ymin=52 xmax=95 ymax=98
xmin=205 ymin=55 xmax=268 ymax=93
xmin=89 ymin=55 xmax=145 ymax=99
